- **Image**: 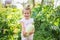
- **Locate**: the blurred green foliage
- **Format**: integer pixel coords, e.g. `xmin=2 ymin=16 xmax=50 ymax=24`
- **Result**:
xmin=0 ymin=3 xmax=60 ymax=40
xmin=32 ymin=4 xmax=60 ymax=40
xmin=0 ymin=4 xmax=22 ymax=40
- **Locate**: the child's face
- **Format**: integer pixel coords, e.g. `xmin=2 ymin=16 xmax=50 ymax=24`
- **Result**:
xmin=23 ymin=10 xmax=31 ymax=19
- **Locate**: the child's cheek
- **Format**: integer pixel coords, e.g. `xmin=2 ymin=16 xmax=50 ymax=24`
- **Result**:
xmin=27 ymin=14 xmax=30 ymax=17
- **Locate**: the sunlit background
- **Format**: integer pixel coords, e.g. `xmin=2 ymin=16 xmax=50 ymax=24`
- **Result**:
xmin=0 ymin=0 xmax=60 ymax=8
xmin=0 ymin=0 xmax=60 ymax=40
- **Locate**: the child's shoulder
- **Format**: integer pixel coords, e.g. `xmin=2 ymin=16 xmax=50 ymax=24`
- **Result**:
xmin=19 ymin=18 xmax=25 ymax=22
xmin=30 ymin=18 xmax=34 ymax=23
xmin=21 ymin=18 xmax=24 ymax=20
xmin=30 ymin=18 xmax=34 ymax=20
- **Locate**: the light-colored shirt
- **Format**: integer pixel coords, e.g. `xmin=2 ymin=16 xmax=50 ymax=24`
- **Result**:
xmin=20 ymin=18 xmax=34 ymax=28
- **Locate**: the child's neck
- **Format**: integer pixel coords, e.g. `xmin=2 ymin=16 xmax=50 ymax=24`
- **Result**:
xmin=25 ymin=17 xmax=30 ymax=20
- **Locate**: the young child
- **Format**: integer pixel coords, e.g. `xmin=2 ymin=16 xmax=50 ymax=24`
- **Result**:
xmin=20 ymin=5 xmax=35 ymax=40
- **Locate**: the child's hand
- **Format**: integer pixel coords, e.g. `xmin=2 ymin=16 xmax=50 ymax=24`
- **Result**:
xmin=23 ymin=32 xmax=29 ymax=37
xmin=29 ymin=31 xmax=34 ymax=35
xmin=23 ymin=31 xmax=27 ymax=36
xmin=29 ymin=29 xmax=35 ymax=35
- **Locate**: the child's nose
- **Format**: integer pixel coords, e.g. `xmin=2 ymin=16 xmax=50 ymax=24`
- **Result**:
xmin=26 ymin=14 xmax=28 ymax=15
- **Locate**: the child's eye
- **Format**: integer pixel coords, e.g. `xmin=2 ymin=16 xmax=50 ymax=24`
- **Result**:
xmin=24 ymin=13 xmax=29 ymax=14
xmin=27 ymin=13 xmax=29 ymax=14
xmin=24 ymin=13 xmax=26 ymax=14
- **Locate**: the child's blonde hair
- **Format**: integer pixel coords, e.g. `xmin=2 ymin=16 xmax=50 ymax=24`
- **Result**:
xmin=22 ymin=5 xmax=31 ymax=14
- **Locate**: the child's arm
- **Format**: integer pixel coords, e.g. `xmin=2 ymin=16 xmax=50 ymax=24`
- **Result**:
xmin=30 ymin=19 xmax=35 ymax=35
xmin=20 ymin=22 xmax=26 ymax=33
xmin=20 ymin=22 xmax=27 ymax=36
